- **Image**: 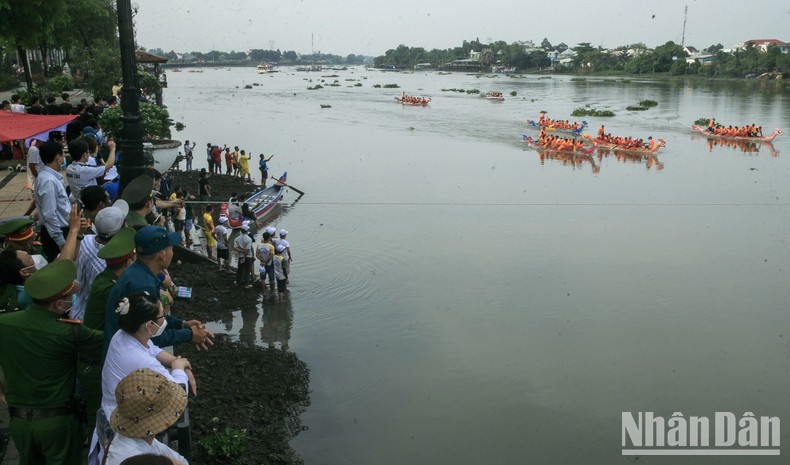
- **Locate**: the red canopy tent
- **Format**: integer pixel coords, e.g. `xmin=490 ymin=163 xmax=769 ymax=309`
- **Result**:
xmin=0 ymin=111 xmax=77 ymax=146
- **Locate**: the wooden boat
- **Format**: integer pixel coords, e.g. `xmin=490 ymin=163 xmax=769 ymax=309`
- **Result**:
xmin=395 ymin=95 xmax=430 ymax=106
xmin=595 ymin=138 xmax=666 ymax=154
xmin=521 ymin=135 xmax=597 ymax=155
xmin=485 ymin=91 xmax=504 ymax=101
xmin=256 ymin=63 xmax=273 ymax=74
xmin=220 ymin=172 xmax=287 ymax=228
xmin=690 ymin=125 xmax=781 ymax=143
xmin=526 ymin=119 xmax=588 ymax=135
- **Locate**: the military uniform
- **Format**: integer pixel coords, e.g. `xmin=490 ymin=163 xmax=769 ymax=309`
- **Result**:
xmin=79 ymin=227 xmax=136 ymax=436
xmin=0 ymin=218 xmax=40 ymax=254
xmin=121 ymin=175 xmax=153 ymax=230
xmin=0 ymin=260 xmax=103 ymax=465
xmin=103 ymin=226 xmax=192 ymax=356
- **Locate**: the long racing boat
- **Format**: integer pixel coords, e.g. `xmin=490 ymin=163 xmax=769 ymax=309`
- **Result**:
xmin=521 ymin=135 xmax=597 ymax=155
xmin=526 ymin=119 xmax=588 ymax=135
xmin=691 ymin=125 xmax=781 ymax=143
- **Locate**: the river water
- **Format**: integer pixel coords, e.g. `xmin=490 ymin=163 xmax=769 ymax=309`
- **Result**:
xmin=165 ymin=67 xmax=790 ymax=464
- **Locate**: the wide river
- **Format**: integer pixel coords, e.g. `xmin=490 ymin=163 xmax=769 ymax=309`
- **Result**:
xmin=165 ymin=67 xmax=789 ymax=464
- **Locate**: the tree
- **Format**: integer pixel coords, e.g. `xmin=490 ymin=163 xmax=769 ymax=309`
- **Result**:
xmin=541 ymin=38 xmax=553 ymax=50
xmin=0 ymin=0 xmax=71 ymax=90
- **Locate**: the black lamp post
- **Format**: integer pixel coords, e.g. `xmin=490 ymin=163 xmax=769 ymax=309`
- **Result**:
xmin=116 ymin=0 xmax=145 ymax=196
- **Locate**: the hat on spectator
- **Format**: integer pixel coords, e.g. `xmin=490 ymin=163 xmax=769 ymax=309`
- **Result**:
xmin=94 ymin=200 xmax=129 ymax=238
xmin=24 ymin=259 xmax=76 ymax=302
xmin=121 ymin=175 xmax=154 ymax=206
xmin=0 ymin=218 xmax=34 ymax=242
xmin=279 ymin=229 xmax=287 ymax=237
xmin=135 ymin=225 xmax=181 ymax=255
xmin=97 ymin=227 xmax=136 ymax=265
xmin=218 ymin=216 xmax=228 ymax=224
xmin=265 ymin=227 xmax=276 ymax=236
xmin=276 ymin=243 xmax=286 ymax=253
xmin=110 ymin=368 xmax=188 ymax=439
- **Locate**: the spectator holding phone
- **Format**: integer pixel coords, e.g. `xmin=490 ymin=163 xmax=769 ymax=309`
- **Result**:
xmin=65 ymin=137 xmax=116 ymax=201
xmin=34 ymin=141 xmax=74 ymax=262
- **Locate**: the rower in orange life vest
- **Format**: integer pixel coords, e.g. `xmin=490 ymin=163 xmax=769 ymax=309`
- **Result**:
xmin=707 ymin=118 xmax=715 ymax=132
xmin=598 ymin=125 xmax=605 ymax=140
xmin=647 ymin=136 xmax=656 ymax=151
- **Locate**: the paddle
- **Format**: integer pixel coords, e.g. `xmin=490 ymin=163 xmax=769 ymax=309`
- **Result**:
xmin=271 ymin=176 xmax=306 ymax=196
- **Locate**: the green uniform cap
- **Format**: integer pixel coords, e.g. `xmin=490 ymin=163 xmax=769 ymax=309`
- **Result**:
xmin=24 ymin=259 xmax=76 ymax=302
xmin=121 ymin=175 xmax=154 ymax=206
xmin=97 ymin=227 xmax=136 ymax=262
xmin=0 ymin=218 xmax=35 ymax=241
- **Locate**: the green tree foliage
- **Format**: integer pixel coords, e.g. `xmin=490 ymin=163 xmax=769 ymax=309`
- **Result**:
xmin=249 ymin=49 xmax=280 ymax=62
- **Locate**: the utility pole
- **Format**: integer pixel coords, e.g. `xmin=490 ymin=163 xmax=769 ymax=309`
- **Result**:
xmin=116 ymin=0 xmax=144 ymax=196
xmin=681 ymin=5 xmax=688 ymax=48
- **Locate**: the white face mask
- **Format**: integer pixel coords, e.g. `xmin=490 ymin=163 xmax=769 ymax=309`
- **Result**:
xmin=148 ymin=317 xmax=168 ymax=338
xmin=21 ymin=254 xmax=48 ymax=274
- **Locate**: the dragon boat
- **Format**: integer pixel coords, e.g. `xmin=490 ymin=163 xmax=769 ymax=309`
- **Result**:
xmin=691 ymin=125 xmax=781 ymax=143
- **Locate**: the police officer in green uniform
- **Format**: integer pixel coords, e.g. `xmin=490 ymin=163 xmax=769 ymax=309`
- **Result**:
xmin=0 ymin=217 xmax=44 ymax=255
xmin=121 ymin=175 xmax=154 ymax=229
xmin=0 ymin=259 xmax=104 ymax=465
xmin=79 ymin=227 xmax=136 ymax=436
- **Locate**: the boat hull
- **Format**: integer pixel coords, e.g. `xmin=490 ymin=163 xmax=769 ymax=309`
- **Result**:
xmin=527 ymin=119 xmax=587 ymax=135
xmin=691 ymin=125 xmax=781 ymax=143
xmin=521 ymin=135 xmax=596 ymax=155
xmin=395 ymin=97 xmax=430 ymax=106
xmin=221 ymin=172 xmax=287 ymax=228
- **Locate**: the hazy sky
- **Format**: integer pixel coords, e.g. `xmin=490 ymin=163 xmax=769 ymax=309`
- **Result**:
xmin=134 ymin=0 xmax=790 ymax=57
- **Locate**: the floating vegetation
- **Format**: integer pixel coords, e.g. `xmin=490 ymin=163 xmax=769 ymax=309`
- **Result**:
xmin=327 ymin=83 xmax=341 ymax=87
xmin=626 ymin=105 xmax=649 ymax=111
xmin=321 ymin=74 xmax=339 ymax=78
xmin=307 ymin=85 xmax=323 ymax=90
xmin=252 ymin=83 xmax=260 ymax=86
xmin=243 ymin=84 xmax=253 ymax=89
xmin=437 ymin=72 xmax=452 ymax=75
xmin=441 ymin=88 xmax=466 ymax=93
xmin=619 ymin=79 xmax=631 ymax=83
xmin=538 ymin=76 xmax=552 ymax=80
xmin=320 ymin=104 xmax=332 ymax=108
xmin=466 ymin=89 xmax=480 ymax=94
xmin=572 ymin=106 xmax=615 ymax=117
xmin=510 ymin=91 xmax=517 ymax=96
xmin=383 ymin=83 xmax=400 ymax=88
xmin=694 ymin=117 xmax=711 ymax=126
xmin=570 ymin=77 xmax=587 ymax=82
xmin=345 ymin=78 xmax=357 ymax=81
xmin=372 ymin=84 xmax=381 ymax=88
xmin=639 ymin=99 xmax=658 ymax=107
xmin=354 ymin=83 xmax=362 ymax=87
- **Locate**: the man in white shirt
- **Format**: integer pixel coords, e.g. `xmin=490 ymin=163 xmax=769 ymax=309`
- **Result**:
xmin=233 ymin=224 xmax=254 ymax=288
xmin=9 ymin=94 xmax=25 ymax=113
xmin=214 ymin=216 xmax=230 ymax=272
xmin=65 ymin=138 xmax=116 ymax=201
xmin=72 ymin=198 xmax=128 ymax=322
xmin=33 ymin=141 xmax=72 ymax=261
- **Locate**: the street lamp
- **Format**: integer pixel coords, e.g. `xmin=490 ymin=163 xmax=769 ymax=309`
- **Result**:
xmin=116 ymin=0 xmax=144 ymax=196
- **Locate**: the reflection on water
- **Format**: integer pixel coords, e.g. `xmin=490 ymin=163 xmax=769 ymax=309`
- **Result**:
xmin=260 ymin=299 xmax=293 ymax=350
xmin=691 ymin=134 xmax=780 ymax=158
xmin=212 ymin=299 xmax=294 ymax=350
xmin=528 ymin=147 xmax=600 ymax=174
xmin=167 ymin=68 xmax=790 ymax=465
xmin=596 ymin=148 xmax=664 ymax=171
